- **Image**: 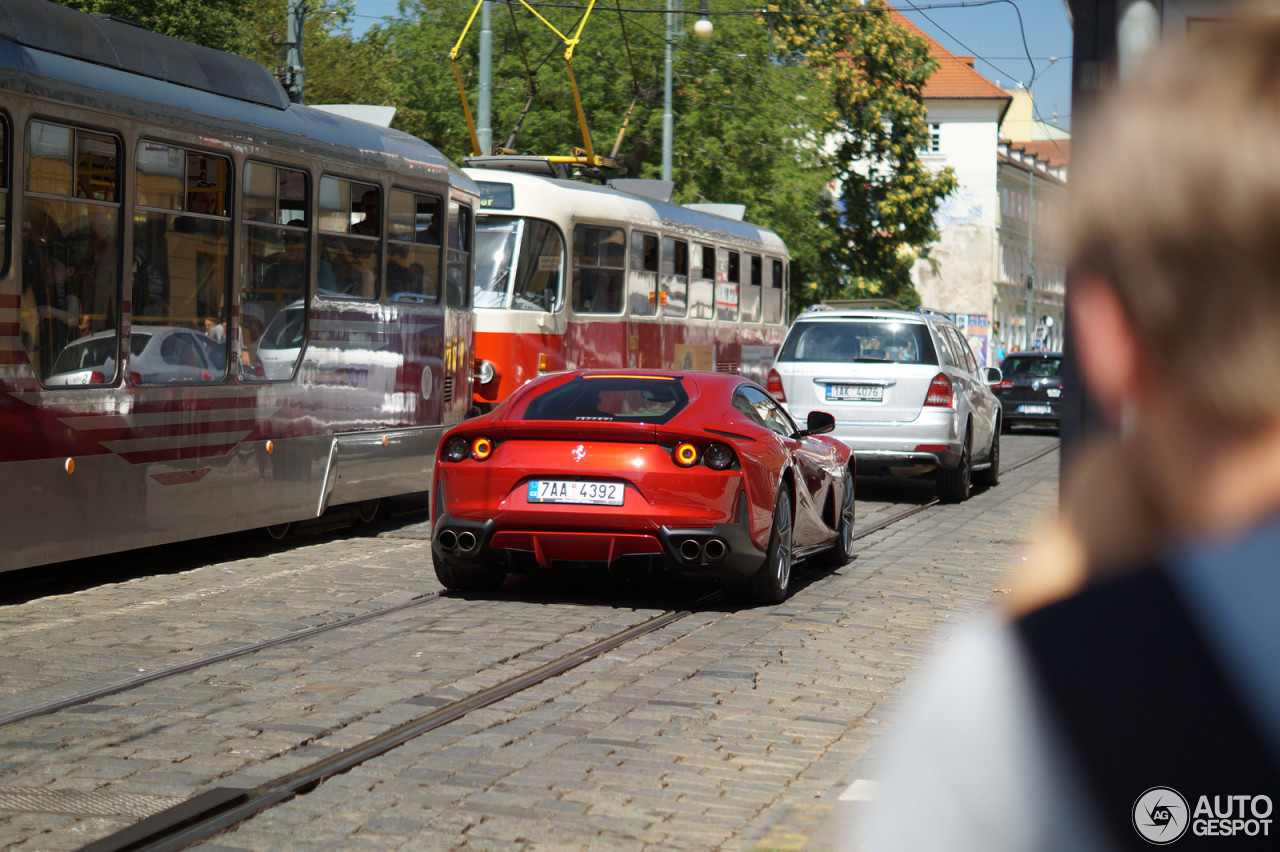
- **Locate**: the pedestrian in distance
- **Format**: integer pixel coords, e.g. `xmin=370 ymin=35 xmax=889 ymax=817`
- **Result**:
xmin=853 ymin=7 xmax=1280 ymax=851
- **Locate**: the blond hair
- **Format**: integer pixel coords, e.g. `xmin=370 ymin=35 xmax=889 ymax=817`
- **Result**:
xmin=1068 ymin=9 xmax=1280 ymax=428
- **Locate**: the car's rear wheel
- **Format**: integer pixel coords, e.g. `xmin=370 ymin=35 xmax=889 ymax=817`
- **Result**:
xmin=733 ymin=486 xmax=794 ymax=604
xmin=974 ymin=427 xmax=1000 ymax=488
xmin=817 ymin=467 xmax=855 ymax=567
xmin=432 ymin=550 xmax=506 ymax=593
xmin=937 ymin=431 xmax=972 ymax=503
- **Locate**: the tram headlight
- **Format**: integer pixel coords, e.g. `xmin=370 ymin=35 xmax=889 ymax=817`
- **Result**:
xmin=703 ymin=443 xmax=735 ymax=470
xmin=673 ymin=442 xmax=699 ymax=467
xmin=443 ymin=436 xmax=470 ymax=463
xmin=476 ymin=359 xmax=496 ymax=386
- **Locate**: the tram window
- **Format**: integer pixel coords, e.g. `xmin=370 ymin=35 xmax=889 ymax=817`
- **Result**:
xmin=242 ymin=162 xmax=309 ymax=381
xmin=629 ymin=231 xmax=658 ymax=317
xmin=515 ymin=219 xmax=563 ymax=312
xmin=388 ymin=190 xmax=441 ymax=302
xmin=131 ymin=141 xmax=230 ymax=383
xmin=661 ymin=237 xmax=688 ymax=318
xmin=718 ymin=250 xmax=740 ymax=322
xmin=764 ymin=257 xmax=783 ymax=324
xmin=22 ymin=121 xmax=122 ymax=385
xmin=741 ymin=254 xmax=763 ymax=323
xmin=245 ymin=161 xmax=306 ymax=226
xmin=446 ymin=200 xmax=472 ymax=308
xmin=688 ymin=243 xmax=715 ymax=320
xmin=572 ymin=225 xmax=624 ymax=314
xmin=318 ymin=176 xmax=379 ymax=299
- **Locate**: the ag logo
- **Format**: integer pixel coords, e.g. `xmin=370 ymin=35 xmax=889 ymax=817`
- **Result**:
xmin=1134 ymin=787 xmax=1190 ymax=844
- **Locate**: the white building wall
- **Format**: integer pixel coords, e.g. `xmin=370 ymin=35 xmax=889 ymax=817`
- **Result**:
xmin=912 ymin=100 xmax=1002 ymax=329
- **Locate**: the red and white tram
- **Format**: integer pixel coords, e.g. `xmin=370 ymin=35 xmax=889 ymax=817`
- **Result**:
xmin=0 ymin=0 xmax=476 ymax=571
xmin=463 ymin=157 xmax=790 ymax=411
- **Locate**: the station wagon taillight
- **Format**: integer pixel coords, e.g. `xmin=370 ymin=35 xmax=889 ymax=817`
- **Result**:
xmin=766 ymin=369 xmax=786 ymax=403
xmin=924 ymin=373 xmax=953 ymax=407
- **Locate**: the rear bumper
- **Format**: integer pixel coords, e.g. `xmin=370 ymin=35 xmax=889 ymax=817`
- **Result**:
xmin=432 ymin=498 xmax=766 ymax=581
xmin=824 ymin=413 xmax=963 ymax=472
xmin=1000 ymin=400 xmax=1061 ymax=424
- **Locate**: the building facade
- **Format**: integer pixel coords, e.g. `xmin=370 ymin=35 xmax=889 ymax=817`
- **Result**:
xmin=891 ymin=10 xmax=1070 ymax=365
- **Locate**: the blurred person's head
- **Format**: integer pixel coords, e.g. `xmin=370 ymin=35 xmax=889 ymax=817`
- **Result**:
xmin=1068 ymin=6 xmax=1280 ymax=434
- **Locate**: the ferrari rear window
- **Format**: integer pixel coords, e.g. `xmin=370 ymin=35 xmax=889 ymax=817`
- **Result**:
xmin=524 ymin=375 xmax=688 ymax=424
xmin=778 ymin=319 xmax=937 ymax=365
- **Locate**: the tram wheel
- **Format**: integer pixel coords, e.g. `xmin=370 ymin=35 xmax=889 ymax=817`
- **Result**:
xmin=354 ymin=498 xmax=383 ymax=524
xmin=264 ymin=522 xmax=292 ymax=541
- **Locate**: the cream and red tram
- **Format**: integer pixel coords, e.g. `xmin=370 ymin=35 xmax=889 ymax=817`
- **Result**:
xmin=0 ymin=0 xmax=477 ymax=571
xmin=463 ymin=158 xmax=790 ymax=411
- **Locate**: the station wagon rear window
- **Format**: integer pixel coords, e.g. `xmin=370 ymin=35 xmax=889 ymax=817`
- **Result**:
xmin=778 ymin=320 xmax=937 ymax=365
xmin=524 ymin=375 xmax=688 ymax=424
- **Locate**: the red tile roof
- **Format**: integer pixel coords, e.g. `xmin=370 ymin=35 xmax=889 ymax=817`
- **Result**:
xmin=1012 ymin=139 xmax=1072 ymax=167
xmin=885 ymin=7 xmax=1012 ymax=104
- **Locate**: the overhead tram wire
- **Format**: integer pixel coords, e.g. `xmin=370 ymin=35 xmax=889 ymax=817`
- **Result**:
xmin=360 ymin=1 xmax=1063 ymax=164
xmin=358 ymin=2 xmax=1061 ymax=30
xmin=902 ymin=0 xmax=1035 ymax=95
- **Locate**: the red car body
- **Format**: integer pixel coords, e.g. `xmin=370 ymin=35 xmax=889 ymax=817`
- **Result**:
xmin=431 ymin=369 xmax=855 ymax=602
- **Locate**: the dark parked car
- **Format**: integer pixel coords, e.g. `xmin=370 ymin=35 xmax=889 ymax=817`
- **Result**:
xmin=995 ymin=351 xmax=1063 ymax=431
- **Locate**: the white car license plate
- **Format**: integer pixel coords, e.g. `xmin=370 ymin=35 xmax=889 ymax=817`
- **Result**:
xmin=1018 ymin=404 xmax=1054 ymax=415
xmin=826 ymin=384 xmax=883 ymax=402
xmin=528 ymin=480 xmax=624 ymax=506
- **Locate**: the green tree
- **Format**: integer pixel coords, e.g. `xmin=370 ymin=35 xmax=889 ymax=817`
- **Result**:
xmin=769 ymin=1 xmax=958 ymax=313
xmin=379 ymin=1 xmax=832 ymax=318
xmin=55 ymin=0 xmax=395 ymax=107
xmin=56 ymin=0 xmax=257 ymax=55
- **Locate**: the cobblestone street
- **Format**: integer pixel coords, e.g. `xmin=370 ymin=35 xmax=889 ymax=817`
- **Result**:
xmin=0 ymin=435 xmax=1059 ymax=851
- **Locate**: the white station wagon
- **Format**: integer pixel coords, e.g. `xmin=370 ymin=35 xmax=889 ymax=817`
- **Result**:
xmin=767 ymin=306 xmax=1003 ymax=502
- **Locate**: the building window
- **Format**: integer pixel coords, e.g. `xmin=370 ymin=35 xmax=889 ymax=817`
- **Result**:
xmin=920 ymin=123 xmax=941 ymax=154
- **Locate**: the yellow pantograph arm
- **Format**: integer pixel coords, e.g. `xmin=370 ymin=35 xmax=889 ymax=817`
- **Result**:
xmin=516 ymin=0 xmax=601 ymax=162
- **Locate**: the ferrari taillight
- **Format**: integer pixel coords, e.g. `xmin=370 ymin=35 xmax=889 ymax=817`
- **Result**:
xmin=471 ymin=436 xmax=494 ymax=461
xmin=443 ymin=436 xmax=470 ymax=462
xmin=673 ymin=442 xmax=699 ymax=467
xmin=924 ymin=373 xmax=953 ymax=407
xmin=703 ymin=442 xmax=735 ymax=470
xmin=767 ymin=369 xmax=786 ymax=403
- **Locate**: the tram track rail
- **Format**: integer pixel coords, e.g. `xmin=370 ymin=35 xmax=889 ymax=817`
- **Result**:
xmin=0 ymin=594 xmax=442 ymax=729
xmin=78 ymin=603 xmax=706 ymax=852
xmin=852 ymin=441 xmax=1060 ymax=542
xmin=38 ymin=443 xmax=1059 ymax=851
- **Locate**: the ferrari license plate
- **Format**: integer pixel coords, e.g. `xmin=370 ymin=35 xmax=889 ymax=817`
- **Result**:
xmin=527 ymin=480 xmax=624 ymax=506
xmin=1018 ymin=404 xmax=1054 ymax=415
xmin=826 ymin=383 xmax=883 ymax=402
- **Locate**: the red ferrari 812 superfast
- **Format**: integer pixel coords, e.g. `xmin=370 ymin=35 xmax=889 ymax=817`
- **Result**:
xmin=431 ymin=370 xmax=855 ymax=603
